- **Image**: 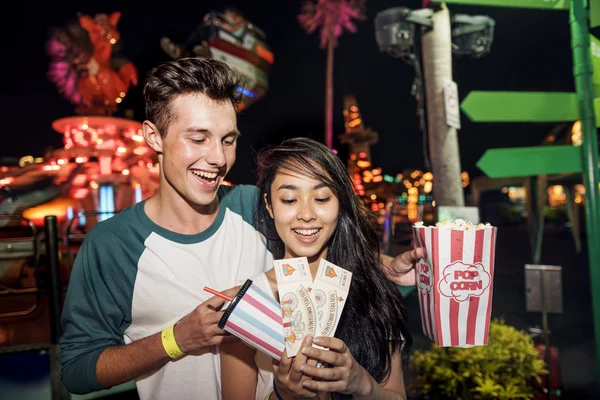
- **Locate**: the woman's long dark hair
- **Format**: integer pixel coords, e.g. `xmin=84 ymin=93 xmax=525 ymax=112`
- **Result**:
xmin=256 ymin=137 xmax=412 ymax=399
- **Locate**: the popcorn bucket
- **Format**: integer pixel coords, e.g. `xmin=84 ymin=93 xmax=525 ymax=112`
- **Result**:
xmin=218 ymin=279 xmax=285 ymax=360
xmin=412 ymin=223 xmax=497 ymax=347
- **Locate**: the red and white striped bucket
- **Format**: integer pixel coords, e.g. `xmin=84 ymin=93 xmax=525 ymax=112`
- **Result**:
xmin=412 ymin=226 xmax=497 ymax=347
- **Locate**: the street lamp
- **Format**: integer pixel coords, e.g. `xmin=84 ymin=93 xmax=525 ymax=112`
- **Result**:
xmin=451 ymin=14 xmax=496 ymax=58
xmin=374 ymin=7 xmax=434 ymax=169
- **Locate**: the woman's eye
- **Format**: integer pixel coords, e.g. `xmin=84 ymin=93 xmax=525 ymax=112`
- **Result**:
xmin=315 ymin=197 xmax=330 ymax=203
xmin=281 ymin=199 xmax=296 ymax=204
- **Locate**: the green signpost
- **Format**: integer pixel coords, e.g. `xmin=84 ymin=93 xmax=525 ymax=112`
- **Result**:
xmin=433 ymin=0 xmax=569 ymax=10
xmin=461 ymin=91 xmax=600 ymax=126
xmin=461 ymin=91 xmax=581 ymax=123
xmin=437 ymin=0 xmax=600 ymax=384
xmin=476 ymin=145 xmax=582 ymax=178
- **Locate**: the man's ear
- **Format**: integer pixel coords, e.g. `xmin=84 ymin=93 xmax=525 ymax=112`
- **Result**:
xmin=142 ymin=120 xmax=163 ymax=154
xmin=264 ymin=193 xmax=274 ymax=219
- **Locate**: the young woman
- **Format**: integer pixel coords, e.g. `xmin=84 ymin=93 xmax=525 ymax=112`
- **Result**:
xmin=220 ymin=137 xmax=412 ymax=400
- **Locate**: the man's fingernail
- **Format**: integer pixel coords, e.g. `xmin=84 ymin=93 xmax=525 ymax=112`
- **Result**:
xmin=313 ymin=337 xmax=323 ymax=345
xmin=303 ymin=334 xmax=313 ymax=344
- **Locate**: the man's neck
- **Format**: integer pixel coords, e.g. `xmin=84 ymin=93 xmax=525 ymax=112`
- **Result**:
xmin=145 ymin=188 xmax=220 ymax=235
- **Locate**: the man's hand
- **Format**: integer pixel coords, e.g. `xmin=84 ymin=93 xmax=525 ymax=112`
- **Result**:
xmin=381 ymin=247 xmax=424 ymax=286
xmin=173 ymin=286 xmax=241 ymax=354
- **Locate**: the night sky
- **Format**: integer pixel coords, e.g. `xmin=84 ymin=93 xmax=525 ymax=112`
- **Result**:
xmin=3 ymin=1 xmax=598 ymax=185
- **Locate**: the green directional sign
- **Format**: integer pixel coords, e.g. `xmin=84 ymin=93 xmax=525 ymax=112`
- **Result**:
xmin=461 ymin=91 xmax=600 ymax=126
xmin=461 ymin=91 xmax=579 ymax=123
xmin=591 ymin=34 xmax=600 ymax=96
xmin=592 ymin=0 xmax=600 ymax=28
xmin=476 ymin=145 xmax=582 ymax=178
xmin=432 ymin=0 xmax=569 ymax=9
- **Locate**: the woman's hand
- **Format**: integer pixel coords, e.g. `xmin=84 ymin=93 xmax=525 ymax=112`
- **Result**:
xmin=272 ymin=335 xmax=319 ymax=399
xmin=298 ymin=336 xmax=374 ymax=396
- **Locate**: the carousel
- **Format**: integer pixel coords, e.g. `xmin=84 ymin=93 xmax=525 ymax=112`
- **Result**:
xmin=0 ymin=9 xmax=273 ymax=369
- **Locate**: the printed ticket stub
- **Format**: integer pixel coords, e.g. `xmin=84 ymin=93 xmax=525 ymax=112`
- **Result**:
xmin=308 ymin=259 xmax=352 ymax=340
xmin=273 ymin=257 xmax=317 ymax=357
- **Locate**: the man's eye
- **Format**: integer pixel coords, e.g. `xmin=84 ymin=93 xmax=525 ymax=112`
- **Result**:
xmin=191 ymin=139 xmax=205 ymax=144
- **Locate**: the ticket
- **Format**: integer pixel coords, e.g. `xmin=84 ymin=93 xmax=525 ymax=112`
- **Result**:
xmin=273 ymin=257 xmax=317 ymax=356
xmin=308 ymin=259 xmax=352 ymax=339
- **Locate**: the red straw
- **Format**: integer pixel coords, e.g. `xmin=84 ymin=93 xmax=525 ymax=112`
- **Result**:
xmin=203 ymin=286 xmax=233 ymax=301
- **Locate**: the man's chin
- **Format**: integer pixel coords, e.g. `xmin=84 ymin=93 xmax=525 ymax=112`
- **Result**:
xmin=187 ymin=191 xmax=220 ymax=210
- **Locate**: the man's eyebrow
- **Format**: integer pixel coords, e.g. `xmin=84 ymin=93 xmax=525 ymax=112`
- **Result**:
xmin=183 ymin=127 xmax=209 ymax=133
xmin=183 ymin=127 xmax=241 ymax=137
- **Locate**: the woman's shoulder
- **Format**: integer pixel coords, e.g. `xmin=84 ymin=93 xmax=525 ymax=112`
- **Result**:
xmin=251 ymin=269 xmax=279 ymax=301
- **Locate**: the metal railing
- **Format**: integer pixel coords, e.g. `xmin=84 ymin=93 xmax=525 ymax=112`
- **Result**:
xmin=0 ymin=214 xmax=41 ymax=318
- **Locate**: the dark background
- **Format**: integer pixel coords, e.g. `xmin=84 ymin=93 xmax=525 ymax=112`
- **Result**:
xmin=2 ymin=0 xmax=597 ymax=184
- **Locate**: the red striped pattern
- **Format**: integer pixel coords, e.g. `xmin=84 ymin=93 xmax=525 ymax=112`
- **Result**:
xmin=244 ymin=293 xmax=282 ymax=324
xmin=226 ymin=320 xmax=284 ymax=358
xmin=413 ymin=226 xmax=497 ymax=347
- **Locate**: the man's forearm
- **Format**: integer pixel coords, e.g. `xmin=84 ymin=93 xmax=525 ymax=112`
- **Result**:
xmin=96 ymin=331 xmax=171 ymax=388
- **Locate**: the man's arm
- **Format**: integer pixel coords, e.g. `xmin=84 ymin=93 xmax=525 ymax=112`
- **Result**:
xmin=60 ymin=235 xmax=239 ymax=394
xmin=95 ymin=291 xmax=239 ymax=389
xmin=379 ymin=248 xmax=424 ymax=286
xmin=95 ymin=333 xmax=169 ymax=388
xmin=60 ymin=235 xmax=132 ymax=394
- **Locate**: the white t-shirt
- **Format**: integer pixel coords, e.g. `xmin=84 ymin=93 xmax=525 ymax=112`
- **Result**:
xmin=60 ymin=185 xmax=273 ymax=400
xmin=250 ymin=273 xmax=277 ymax=400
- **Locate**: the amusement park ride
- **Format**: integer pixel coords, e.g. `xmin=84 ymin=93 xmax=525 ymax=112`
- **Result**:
xmin=0 ymin=8 xmax=273 ymax=363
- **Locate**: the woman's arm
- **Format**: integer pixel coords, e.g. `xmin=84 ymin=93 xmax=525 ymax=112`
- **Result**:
xmin=221 ymin=341 xmax=259 ymax=400
xmin=354 ymin=348 xmax=406 ymax=400
xmin=299 ymin=337 xmax=407 ymax=400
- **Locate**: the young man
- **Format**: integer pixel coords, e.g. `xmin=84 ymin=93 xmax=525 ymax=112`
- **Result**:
xmin=59 ymin=57 xmax=420 ymax=400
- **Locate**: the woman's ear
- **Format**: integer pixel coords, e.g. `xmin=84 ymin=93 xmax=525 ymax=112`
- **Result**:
xmin=264 ymin=193 xmax=274 ymax=219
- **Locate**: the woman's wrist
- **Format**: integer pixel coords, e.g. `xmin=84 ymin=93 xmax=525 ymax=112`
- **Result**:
xmin=272 ymin=379 xmax=284 ymax=400
xmin=355 ymin=368 xmax=375 ymax=398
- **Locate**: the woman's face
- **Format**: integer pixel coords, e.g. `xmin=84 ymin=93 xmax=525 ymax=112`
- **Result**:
xmin=266 ymin=167 xmax=339 ymax=266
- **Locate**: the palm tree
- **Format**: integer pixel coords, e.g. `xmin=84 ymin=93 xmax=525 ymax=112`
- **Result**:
xmin=298 ymin=0 xmax=366 ymax=149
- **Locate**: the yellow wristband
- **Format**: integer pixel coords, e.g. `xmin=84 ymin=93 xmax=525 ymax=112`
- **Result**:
xmin=264 ymin=393 xmax=272 ymax=400
xmin=161 ymin=325 xmax=185 ymax=359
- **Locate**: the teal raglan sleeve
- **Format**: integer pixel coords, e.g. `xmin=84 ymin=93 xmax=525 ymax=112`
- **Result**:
xmin=237 ymin=184 xmax=274 ymax=253
xmin=59 ymin=234 xmax=133 ymax=394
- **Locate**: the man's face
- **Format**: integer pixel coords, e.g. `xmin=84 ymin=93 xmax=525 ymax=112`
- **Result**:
xmin=148 ymin=93 xmax=238 ymax=209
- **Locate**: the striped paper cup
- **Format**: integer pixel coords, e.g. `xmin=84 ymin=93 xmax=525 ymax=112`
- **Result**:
xmin=218 ymin=279 xmax=285 ymax=360
xmin=412 ymin=225 xmax=497 ymax=347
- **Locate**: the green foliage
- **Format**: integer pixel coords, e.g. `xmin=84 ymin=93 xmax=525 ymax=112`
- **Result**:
xmin=411 ymin=319 xmax=547 ymax=400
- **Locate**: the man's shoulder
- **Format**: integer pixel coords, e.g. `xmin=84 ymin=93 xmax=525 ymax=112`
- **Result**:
xmin=84 ymin=202 xmax=149 ymax=245
xmin=219 ymin=184 xmax=260 ymax=226
xmin=219 ymin=184 xmax=260 ymax=209
xmin=219 ymin=183 xmax=259 ymax=199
